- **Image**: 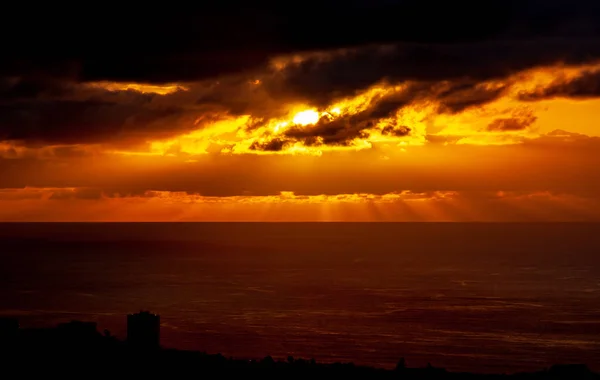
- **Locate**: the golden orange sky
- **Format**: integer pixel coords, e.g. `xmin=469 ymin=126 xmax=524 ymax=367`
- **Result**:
xmin=2 ymin=53 xmax=600 ymax=221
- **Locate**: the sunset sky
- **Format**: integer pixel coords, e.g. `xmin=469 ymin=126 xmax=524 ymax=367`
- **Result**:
xmin=2 ymin=1 xmax=600 ymax=221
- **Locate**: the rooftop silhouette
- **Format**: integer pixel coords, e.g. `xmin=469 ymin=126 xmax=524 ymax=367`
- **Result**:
xmin=127 ymin=310 xmax=160 ymax=350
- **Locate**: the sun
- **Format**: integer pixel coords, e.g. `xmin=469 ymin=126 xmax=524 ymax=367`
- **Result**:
xmin=293 ymin=110 xmax=320 ymax=126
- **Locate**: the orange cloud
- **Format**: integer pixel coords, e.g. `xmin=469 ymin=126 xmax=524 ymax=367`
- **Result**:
xmin=2 ymin=62 xmax=600 ymax=224
xmin=0 ymin=188 xmax=598 ymax=222
xmin=3 ymin=61 xmax=600 ymax=158
xmin=85 ymin=81 xmax=189 ymax=95
xmin=93 ymin=62 xmax=599 ymax=157
xmin=4 ymin=21 xmax=600 ymax=226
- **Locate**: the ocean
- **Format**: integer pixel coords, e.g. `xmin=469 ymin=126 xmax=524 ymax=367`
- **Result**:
xmin=1 ymin=223 xmax=599 ymax=373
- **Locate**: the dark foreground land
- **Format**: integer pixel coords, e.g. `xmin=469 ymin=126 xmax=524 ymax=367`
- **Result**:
xmin=0 ymin=320 xmax=597 ymax=379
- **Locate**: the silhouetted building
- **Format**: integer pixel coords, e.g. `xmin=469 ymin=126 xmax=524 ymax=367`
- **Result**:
xmin=0 ymin=317 xmax=19 ymax=343
xmin=127 ymin=311 xmax=160 ymax=349
xmin=57 ymin=320 xmax=100 ymax=344
xmin=57 ymin=320 xmax=98 ymax=335
xmin=549 ymin=364 xmax=593 ymax=378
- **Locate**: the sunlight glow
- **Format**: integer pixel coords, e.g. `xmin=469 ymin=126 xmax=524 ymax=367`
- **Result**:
xmin=292 ymin=110 xmax=320 ymax=126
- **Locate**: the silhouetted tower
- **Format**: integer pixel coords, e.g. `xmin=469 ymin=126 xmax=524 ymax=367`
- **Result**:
xmin=127 ymin=311 xmax=160 ymax=349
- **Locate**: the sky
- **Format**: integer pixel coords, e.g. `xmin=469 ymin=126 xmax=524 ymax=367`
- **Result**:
xmin=2 ymin=1 xmax=600 ymax=221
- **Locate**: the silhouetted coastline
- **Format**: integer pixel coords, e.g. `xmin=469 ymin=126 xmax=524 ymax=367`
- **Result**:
xmin=1 ymin=313 xmax=597 ymax=379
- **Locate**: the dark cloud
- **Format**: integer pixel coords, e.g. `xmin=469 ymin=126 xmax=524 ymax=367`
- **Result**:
xmin=367 ymin=81 xmax=510 ymax=118
xmin=245 ymin=78 xmax=511 ymax=151
xmin=0 ymin=77 xmax=74 ymax=101
xmin=367 ymin=93 xmax=413 ymax=119
xmin=0 ymin=100 xmax=196 ymax=145
xmin=269 ymin=39 xmax=600 ymax=108
xmin=0 ymin=75 xmax=280 ymax=146
xmin=381 ymin=125 xmax=411 ymax=137
xmin=0 ymin=71 xmax=513 ymax=147
xmin=518 ymin=70 xmax=600 ymax=100
xmin=0 ymin=76 xmax=233 ymax=146
xmin=486 ymin=110 xmax=537 ymax=132
xmin=192 ymin=77 xmax=286 ymax=118
xmin=2 ymin=1 xmax=600 ymax=83
xmin=283 ymin=102 xmax=412 ymax=147
xmin=487 ymin=118 xmax=531 ymax=132
xmin=249 ymin=138 xmax=290 ymax=152
xmin=436 ymin=82 xmax=509 ymax=114
xmin=250 ymin=112 xmax=412 ymax=151
xmin=283 ymin=115 xmax=372 ymax=146
xmin=1 ymin=1 xmax=600 ymax=146
xmin=247 ymin=79 xmax=505 ymax=151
